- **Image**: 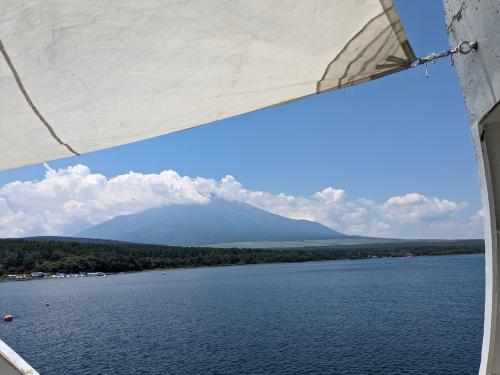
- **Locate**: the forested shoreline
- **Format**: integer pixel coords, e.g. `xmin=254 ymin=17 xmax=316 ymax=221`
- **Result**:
xmin=0 ymin=238 xmax=484 ymax=277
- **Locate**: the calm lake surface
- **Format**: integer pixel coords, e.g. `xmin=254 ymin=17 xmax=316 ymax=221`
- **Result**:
xmin=0 ymin=255 xmax=484 ymax=374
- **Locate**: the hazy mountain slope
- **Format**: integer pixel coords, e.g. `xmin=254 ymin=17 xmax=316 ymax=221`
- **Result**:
xmin=76 ymin=199 xmax=345 ymax=246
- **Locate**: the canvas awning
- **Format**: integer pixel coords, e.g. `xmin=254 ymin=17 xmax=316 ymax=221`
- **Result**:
xmin=0 ymin=0 xmax=415 ymax=171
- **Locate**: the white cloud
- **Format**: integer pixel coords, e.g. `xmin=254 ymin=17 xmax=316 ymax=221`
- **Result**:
xmin=0 ymin=164 xmax=484 ymax=239
xmin=381 ymin=193 xmax=467 ymax=223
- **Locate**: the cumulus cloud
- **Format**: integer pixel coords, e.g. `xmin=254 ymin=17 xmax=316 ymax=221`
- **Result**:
xmin=382 ymin=193 xmax=467 ymax=223
xmin=0 ymin=164 xmax=484 ymax=239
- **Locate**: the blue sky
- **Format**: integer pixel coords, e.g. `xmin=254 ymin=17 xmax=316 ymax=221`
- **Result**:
xmin=0 ymin=1 xmax=483 ymax=239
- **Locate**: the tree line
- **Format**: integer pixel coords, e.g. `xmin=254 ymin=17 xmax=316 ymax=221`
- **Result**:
xmin=0 ymin=238 xmax=484 ymax=277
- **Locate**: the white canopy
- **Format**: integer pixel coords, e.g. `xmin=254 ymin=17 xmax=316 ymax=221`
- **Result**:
xmin=0 ymin=0 xmax=414 ymax=171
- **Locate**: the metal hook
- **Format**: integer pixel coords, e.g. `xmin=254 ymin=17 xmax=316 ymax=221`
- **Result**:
xmin=411 ymin=40 xmax=478 ymax=70
xmin=458 ymin=40 xmax=478 ymax=54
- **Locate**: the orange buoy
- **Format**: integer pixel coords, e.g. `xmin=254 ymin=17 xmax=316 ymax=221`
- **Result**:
xmin=3 ymin=314 xmax=13 ymax=322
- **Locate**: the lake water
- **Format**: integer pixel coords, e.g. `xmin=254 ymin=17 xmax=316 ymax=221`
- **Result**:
xmin=0 ymin=255 xmax=484 ymax=374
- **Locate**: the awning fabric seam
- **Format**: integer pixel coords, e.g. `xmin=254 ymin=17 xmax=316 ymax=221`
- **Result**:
xmin=0 ymin=39 xmax=80 ymax=156
xmin=316 ymin=11 xmax=386 ymax=93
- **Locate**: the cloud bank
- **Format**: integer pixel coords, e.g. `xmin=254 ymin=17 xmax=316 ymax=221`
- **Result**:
xmin=0 ymin=164 xmax=483 ymax=239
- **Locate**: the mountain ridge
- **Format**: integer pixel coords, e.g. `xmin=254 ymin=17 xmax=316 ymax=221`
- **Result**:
xmin=76 ymin=199 xmax=346 ymax=246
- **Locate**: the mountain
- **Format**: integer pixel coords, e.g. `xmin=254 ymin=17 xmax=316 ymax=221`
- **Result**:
xmin=76 ymin=199 xmax=345 ymax=246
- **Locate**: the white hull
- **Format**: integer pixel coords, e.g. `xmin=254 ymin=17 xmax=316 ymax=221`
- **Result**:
xmin=0 ymin=339 xmax=39 ymax=375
